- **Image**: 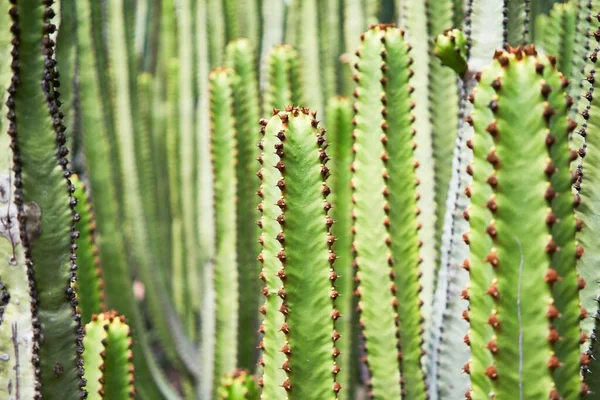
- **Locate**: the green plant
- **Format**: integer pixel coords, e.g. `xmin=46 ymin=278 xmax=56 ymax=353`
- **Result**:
xmin=217 ymin=369 xmax=259 ymax=400
xmin=83 ymin=311 xmax=135 ymax=399
xmin=258 ymin=107 xmax=339 ymax=399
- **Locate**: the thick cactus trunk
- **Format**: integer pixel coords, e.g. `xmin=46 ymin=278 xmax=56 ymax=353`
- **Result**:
xmin=466 ymin=47 xmax=583 ymax=399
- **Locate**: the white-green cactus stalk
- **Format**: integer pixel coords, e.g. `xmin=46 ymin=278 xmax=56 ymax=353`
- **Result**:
xmin=208 ymin=0 xmax=226 ymax=67
xmin=262 ymin=44 xmax=303 ymax=113
xmin=318 ymin=0 xmax=341 ymax=104
xmin=209 ymin=68 xmax=239 ymax=396
xmin=259 ymin=0 xmax=285 ymax=92
xmin=466 ymin=47 xmax=583 ymax=399
xmin=260 ymin=107 xmax=340 ymax=399
xmin=326 ymin=97 xmax=355 ymax=400
xmin=225 ymin=38 xmax=261 ymax=370
xmin=0 ymin=11 xmax=34 ymax=394
xmin=83 ymin=312 xmax=135 ymax=399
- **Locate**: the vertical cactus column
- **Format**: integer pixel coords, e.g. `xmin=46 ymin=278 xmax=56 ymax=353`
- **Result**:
xmin=6 ymin=0 xmax=85 ymax=397
xmin=382 ymin=27 xmax=427 ymax=399
xmin=256 ymin=113 xmax=287 ymax=400
xmin=72 ymin=176 xmax=104 ymax=324
xmin=351 ymin=25 xmax=402 ymax=399
xmin=209 ymin=68 xmax=239 ymax=394
xmin=263 ymin=45 xmax=303 ymax=113
xmin=465 ymin=47 xmax=583 ymax=399
xmin=83 ymin=312 xmax=135 ymax=399
xmin=226 ymin=39 xmax=261 ymax=370
xmin=326 ymin=97 xmax=355 ymax=400
xmin=260 ymin=107 xmax=339 ymax=399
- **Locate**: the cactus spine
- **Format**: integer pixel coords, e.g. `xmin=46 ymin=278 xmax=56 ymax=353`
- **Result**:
xmin=83 ymin=312 xmax=135 ymax=399
xmin=351 ymin=25 xmax=402 ymax=399
xmin=226 ymin=39 xmax=261 ymax=370
xmin=466 ymin=47 xmax=582 ymax=399
xmin=209 ymin=68 xmax=239 ymax=394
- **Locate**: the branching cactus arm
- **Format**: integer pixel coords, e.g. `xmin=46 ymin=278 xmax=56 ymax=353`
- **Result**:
xmin=209 ymin=68 xmax=239 ymax=395
xmin=271 ymin=108 xmax=338 ymax=399
xmin=352 ymin=26 xmax=402 ymax=399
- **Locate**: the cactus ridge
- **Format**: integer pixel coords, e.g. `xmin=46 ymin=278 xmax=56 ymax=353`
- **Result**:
xmin=351 ymin=25 xmax=402 ymax=399
xmin=209 ymin=67 xmax=240 ymax=395
xmin=8 ymin=1 xmax=86 ymax=397
xmin=256 ymin=112 xmax=287 ymax=399
xmin=270 ymin=107 xmax=339 ymax=399
xmin=466 ymin=46 xmax=582 ymax=399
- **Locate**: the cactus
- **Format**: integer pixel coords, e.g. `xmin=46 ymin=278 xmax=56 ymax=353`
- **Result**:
xmin=217 ymin=370 xmax=260 ymax=400
xmin=350 ymin=25 xmax=403 ymax=398
xmin=83 ymin=312 xmax=135 ymax=399
xmin=325 ymin=97 xmax=355 ymax=399
xmin=209 ymin=67 xmax=240 ymax=394
xmin=465 ymin=46 xmax=582 ymax=399
xmin=5 ymin=1 xmax=85 ymax=397
xmin=259 ymin=107 xmax=339 ymax=399
xmin=226 ymin=39 xmax=262 ymax=370
xmin=263 ymin=45 xmax=303 ymax=113
xmin=72 ymin=176 xmax=104 ymax=324
xmin=535 ymin=2 xmax=577 ymax=79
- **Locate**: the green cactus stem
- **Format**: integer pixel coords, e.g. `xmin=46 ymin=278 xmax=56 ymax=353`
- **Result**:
xmin=351 ymin=26 xmax=402 ymax=399
xmin=259 ymin=0 xmax=285 ymax=92
xmin=83 ymin=312 xmax=135 ymax=399
xmin=466 ymin=47 xmax=582 ymax=399
xmin=217 ymin=370 xmax=260 ymax=400
xmin=55 ymin=0 xmax=76 ymax=154
xmin=577 ymin=16 xmax=600 ymax=396
xmin=226 ymin=39 xmax=261 ymax=370
xmin=209 ymin=68 xmax=239 ymax=395
xmin=383 ymin=27 xmax=428 ymax=399
xmin=72 ymin=176 xmax=104 ymax=324
xmin=208 ymin=0 xmax=226 ymax=67
xmin=504 ymin=0 xmax=527 ymax=47
xmin=256 ymin=113 xmax=287 ymax=400
xmin=224 ymin=0 xmax=239 ymax=43
xmin=262 ymin=45 xmax=303 ymax=113
xmin=326 ymin=97 xmax=355 ymax=400
xmin=0 ymin=17 xmax=34 ymax=393
xmin=7 ymin=1 xmax=85 ymax=397
xmin=269 ymin=107 xmax=339 ymax=399
xmin=286 ymin=0 xmax=324 ymax=113
xmin=535 ymin=3 xmax=577 ymax=79
xmin=434 ymin=28 xmax=468 ymax=76
xmin=318 ymin=0 xmax=341 ymax=102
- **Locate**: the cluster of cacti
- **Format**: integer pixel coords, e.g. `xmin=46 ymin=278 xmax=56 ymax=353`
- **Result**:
xmin=4 ymin=0 xmax=600 ymax=399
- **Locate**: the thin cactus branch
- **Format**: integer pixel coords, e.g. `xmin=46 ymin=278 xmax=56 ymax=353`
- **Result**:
xmin=226 ymin=38 xmax=261 ymax=370
xmin=209 ymin=67 xmax=239 ymax=396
